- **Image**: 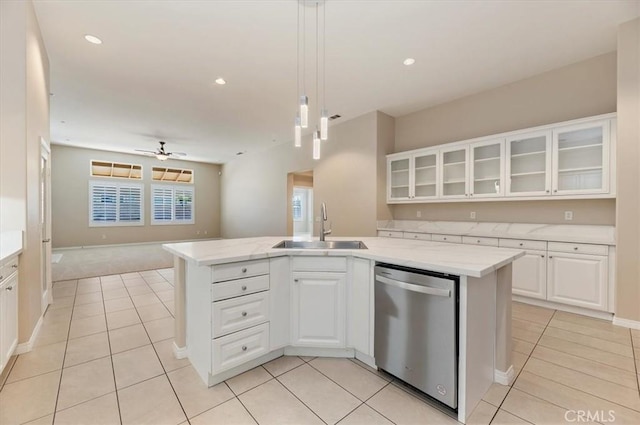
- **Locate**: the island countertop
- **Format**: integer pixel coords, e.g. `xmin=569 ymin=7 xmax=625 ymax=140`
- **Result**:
xmin=163 ymin=236 xmax=524 ymax=278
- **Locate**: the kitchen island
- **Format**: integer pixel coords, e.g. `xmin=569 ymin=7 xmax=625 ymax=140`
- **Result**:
xmin=163 ymin=236 xmax=523 ymax=423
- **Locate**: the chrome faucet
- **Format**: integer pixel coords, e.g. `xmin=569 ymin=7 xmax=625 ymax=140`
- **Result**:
xmin=320 ymin=202 xmax=332 ymax=241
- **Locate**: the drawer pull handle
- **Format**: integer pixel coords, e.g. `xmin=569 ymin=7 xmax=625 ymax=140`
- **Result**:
xmin=414 ymin=235 xmax=418 ymax=239
xmin=241 ymin=285 xmax=247 ymax=291
xmin=574 ymin=247 xmax=578 ymax=251
xmin=519 ymin=243 xmax=523 ymax=246
xmin=6 ymin=286 xmax=13 ymax=291
xmin=477 ymin=240 xmax=481 ymax=243
xmin=241 ymin=268 xmax=248 ymax=273
xmin=241 ymin=345 xmax=247 ymax=351
xmin=443 ymin=238 xmax=447 ymax=241
xmin=0 ymin=275 xmax=3 ymax=281
xmin=241 ymin=311 xmax=247 ymax=317
xmin=11 ymin=264 xmax=18 ymax=269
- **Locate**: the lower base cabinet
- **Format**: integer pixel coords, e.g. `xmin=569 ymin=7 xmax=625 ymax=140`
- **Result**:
xmin=547 ymin=252 xmax=608 ymax=311
xmin=0 ymin=267 xmax=19 ymax=374
xmin=291 ymin=271 xmax=346 ymax=348
xmin=511 ymin=250 xmax=547 ymax=300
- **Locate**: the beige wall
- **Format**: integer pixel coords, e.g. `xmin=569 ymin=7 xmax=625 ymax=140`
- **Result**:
xmin=51 ymin=145 xmax=221 ymax=247
xmin=392 ymin=52 xmax=617 ymax=225
xmin=615 ymin=18 xmax=640 ymax=322
xmin=376 ymin=112 xmax=395 ymax=221
xmin=222 ymin=111 xmax=382 ymax=238
xmin=0 ymin=0 xmax=50 ymax=344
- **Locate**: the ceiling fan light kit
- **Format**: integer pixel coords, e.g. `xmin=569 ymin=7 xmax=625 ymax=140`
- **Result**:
xmin=135 ymin=141 xmax=186 ymax=161
xmin=295 ymin=0 xmax=329 ymax=159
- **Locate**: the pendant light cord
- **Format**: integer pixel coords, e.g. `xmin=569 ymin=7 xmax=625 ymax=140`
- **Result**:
xmin=296 ymin=0 xmax=299 ymax=102
xmin=315 ymin=1 xmax=319 ymax=122
xmin=323 ymin=1 xmax=326 ymax=111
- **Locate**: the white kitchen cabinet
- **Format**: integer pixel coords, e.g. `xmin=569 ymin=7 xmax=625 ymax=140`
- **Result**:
xmin=506 ymin=130 xmax=552 ymax=197
xmin=511 ymin=250 xmax=547 ymax=300
xmin=291 ymin=271 xmax=346 ymax=348
xmin=439 ymin=145 xmax=469 ymax=199
xmin=387 ymin=114 xmax=615 ymax=204
xmin=552 ymin=120 xmax=610 ymax=195
xmin=387 ymin=150 xmax=439 ymax=202
xmin=469 ymin=139 xmax=504 ymax=198
xmin=547 ymin=252 xmax=608 ymax=311
xmin=348 ymin=258 xmax=372 ymax=356
xmin=0 ymin=262 xmax=19 ymax=374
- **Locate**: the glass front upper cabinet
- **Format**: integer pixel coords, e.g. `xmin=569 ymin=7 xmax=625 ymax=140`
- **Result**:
xmin=412 ymin=151 xmax=438 ymax=200
xmin=506 ymin=131 xmax=552 ymax=197
xmin=469 ymin=139 xmax=504 ymax=198
xmin=440 ymin=146 xmax=468 ymax=198
xmin=552 ymin=120 xmax=609 ymax=195
xmin=388 ymin=157 xmax=410 ymax=201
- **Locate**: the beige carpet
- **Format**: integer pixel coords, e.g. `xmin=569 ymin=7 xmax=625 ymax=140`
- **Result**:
xmin=52 ymin=243 xmax=173 ymax=281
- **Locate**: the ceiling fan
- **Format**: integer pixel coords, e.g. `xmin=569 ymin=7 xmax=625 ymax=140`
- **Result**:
xmin=135 ymin=141 xmax=186 ymax=161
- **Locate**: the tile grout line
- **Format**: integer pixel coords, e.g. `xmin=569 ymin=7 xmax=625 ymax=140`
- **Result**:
xmin=50 ymin=278 xmax=80 ymax=424
xmin=488 ymin=307 xmax=557 ymax=423
xmin=272 ymin=364 xmax=331 ymax=425
xmin=121 ymin=274 xmax=193 ymax=425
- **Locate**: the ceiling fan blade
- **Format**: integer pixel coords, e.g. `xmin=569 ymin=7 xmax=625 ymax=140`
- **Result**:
xmin=134 ymin=149 xmax=157 ymax=154
xmin=171 ymin=152 xmax=187 ymax=157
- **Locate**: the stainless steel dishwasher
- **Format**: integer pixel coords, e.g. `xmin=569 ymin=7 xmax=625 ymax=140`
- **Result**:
xmin=374 ymin=263 xmax=459 ymax=410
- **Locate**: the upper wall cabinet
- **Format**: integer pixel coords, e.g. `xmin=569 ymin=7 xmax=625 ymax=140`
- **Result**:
xmin=387 ymin=114 xmax=616 ymax=204
xmin=387 ymin=150 xmax=439 ymax=202
xmin=552 ymin=120 xmax=610 ymax=195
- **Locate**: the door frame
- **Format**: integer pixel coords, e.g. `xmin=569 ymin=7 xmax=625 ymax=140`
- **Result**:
xmin=40 ymin=137 xmax=52 ymax=311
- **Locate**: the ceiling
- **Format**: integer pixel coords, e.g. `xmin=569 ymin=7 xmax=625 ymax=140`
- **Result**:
xmin=34 ymin=0 xmax=639 ymax=164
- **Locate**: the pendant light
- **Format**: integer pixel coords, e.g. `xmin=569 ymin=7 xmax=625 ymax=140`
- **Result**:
xmin=294 ymin=0 xmax=329 ymax=156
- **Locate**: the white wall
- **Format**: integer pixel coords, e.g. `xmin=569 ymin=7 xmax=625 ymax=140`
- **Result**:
xmin=222 ymin=111 xmax=385 ymax=238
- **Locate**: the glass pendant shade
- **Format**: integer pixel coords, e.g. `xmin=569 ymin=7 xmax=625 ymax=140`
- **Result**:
xmin=313 ymin=131 xmax=321 ymax=160
xmin=294 ymin=116 xmax=302 ymax=147
xmin=320 ymin=109 xmax=328 ymax=140
xmin=299 ymin=96 xmax=309 ymax=128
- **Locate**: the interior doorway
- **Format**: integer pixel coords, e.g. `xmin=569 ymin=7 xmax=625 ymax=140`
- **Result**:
xmin=40 ymin=138 xmax=52 ymax=311
xmin=287 ymin=171 xmax=314 ymax=238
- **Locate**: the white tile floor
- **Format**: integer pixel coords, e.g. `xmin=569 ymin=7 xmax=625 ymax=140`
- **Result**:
xmin=1 ymin=269 xmax=640 ymax=424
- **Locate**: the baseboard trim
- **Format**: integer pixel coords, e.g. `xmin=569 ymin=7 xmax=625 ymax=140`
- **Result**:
xmin=354 ymin=351 xmax=376 ymax=369
xmin=612 ymin=316 xmax=640 ymax=330
xmin=494 ymin=365 xmax=514 ymax=386
xmin=15 ymin=314 xmax=44 ymax=355
xmin=512 ymin=296 xmax=613 ymax=321
xmin=172 ymin=342 xmax=188 ymax=359
xmin=284 ymin=346 xmax=355 ymax=358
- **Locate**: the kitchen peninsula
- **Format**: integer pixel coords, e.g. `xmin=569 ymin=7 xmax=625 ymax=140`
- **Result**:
xmin=163 ymin=236 xmax=523 ymax=423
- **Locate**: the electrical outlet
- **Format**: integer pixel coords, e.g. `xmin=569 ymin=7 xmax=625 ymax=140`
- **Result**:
xmin=416 ymin=210 xmax=421 ymax=218
xmin=470 ymin=211 xmax=476 ymax=219
xmin=564 ymin=211 xmax=573 ymax=221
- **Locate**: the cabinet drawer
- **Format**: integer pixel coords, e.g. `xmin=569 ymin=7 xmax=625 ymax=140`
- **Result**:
xmin=212 ymin=275 xmax=270 ymax=302
xmin=377 ymin=230 xmax=403 ymax=238
xmin=212 ymin=291 xmax=269 ymax=337
xmin=0 ymin=257 xmax=19 ymax=284
xmin=499 ymin=238 xmax=547 ymax=251
xmin=462 ymin=236 xmax=499 ymax=247
xmin=431 ymin=234 xmax=462 ymax=244
xmin=403 ymin=232 xmax=431 ymax=241
xmin=291 ymin=257 xmax=347 ymax=272
xmin=547 ymin=242 xmax=608 ymax=256
xmin=212 ymin=259 xmax=269 ymax=282
xmin=212 ymin=323 xmax=270 ymax=373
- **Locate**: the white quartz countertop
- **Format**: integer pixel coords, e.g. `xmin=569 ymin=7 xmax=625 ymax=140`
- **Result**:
xmin=0 ymin=231 xmax=24 ymax=263
xmin=163 ymin=236 xmax=524 ymax=278
xmin=377 ymin=220 xmax=616 ymax=245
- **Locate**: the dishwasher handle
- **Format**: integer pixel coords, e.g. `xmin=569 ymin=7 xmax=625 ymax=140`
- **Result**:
xmin=376 ymin=275 xmax=451 ymax=297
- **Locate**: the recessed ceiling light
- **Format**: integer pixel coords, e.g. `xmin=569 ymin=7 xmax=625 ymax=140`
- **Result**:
xmin=403 ymin=58 xmax=416 ymax=66
xmin=84 ymin=34 xmax=103 ymax=45
xmin=215 ymin=78 xmax=226 ymax=85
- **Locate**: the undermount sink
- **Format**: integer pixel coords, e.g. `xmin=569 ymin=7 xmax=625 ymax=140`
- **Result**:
xmin=273 ymin=240 xmax=368 ymax=250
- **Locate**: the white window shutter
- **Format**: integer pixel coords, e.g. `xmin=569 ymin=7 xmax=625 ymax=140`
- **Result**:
xmin=91 ymin=183 xmax=117 ymax=223
xmin=90 ymin=181 xmax=143 ymax=226
xmin=174 ymin=188 xmax=193 ymax=222
xmin=153 ymin=186 xmax=174 ymax=222
xmin=119 ymin=186 xmax=142 ymax=222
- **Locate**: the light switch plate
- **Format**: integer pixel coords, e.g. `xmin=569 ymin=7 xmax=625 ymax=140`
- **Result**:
xmin=564 ymin=211 xmax=573 ymax=221
xmin=470 ymin=211 xmax=476 ymax=219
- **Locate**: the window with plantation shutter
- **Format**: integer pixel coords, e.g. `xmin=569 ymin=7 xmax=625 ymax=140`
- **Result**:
xmin=89 ymin=181 xmax=143 ymax=226
xmin=151 ymin=185 xmax=195 ymax=225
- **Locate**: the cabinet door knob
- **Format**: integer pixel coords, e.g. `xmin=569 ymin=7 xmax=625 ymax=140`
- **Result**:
xmin=241 ymin=285 xmax=247 ymax=291
xmin=470 ymin=193 xmax=474 ymax=196
xmin=549 ymin=256 xmax=553 ymax=259
xmin=546 ymin=190 xmax=550 ymax=193
xmin=294 ymin=279 xmax=299 ymax=283
xmin=241 ymin=267 xmax=248 ymax=273
xmin=6 ymin=286 xmax=13 ymax=291
xmin=241 ymin=311 xmax=247 ymax=317
xmin=553 ymin=190 xmax=558 ymax=193
xmin=11 ymin=264 xmax=17 ymax=269
xmin=541 ymin=255 xmax=545 ymax=258
xmin=241 ymin=345 xmax=247 ymax=351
